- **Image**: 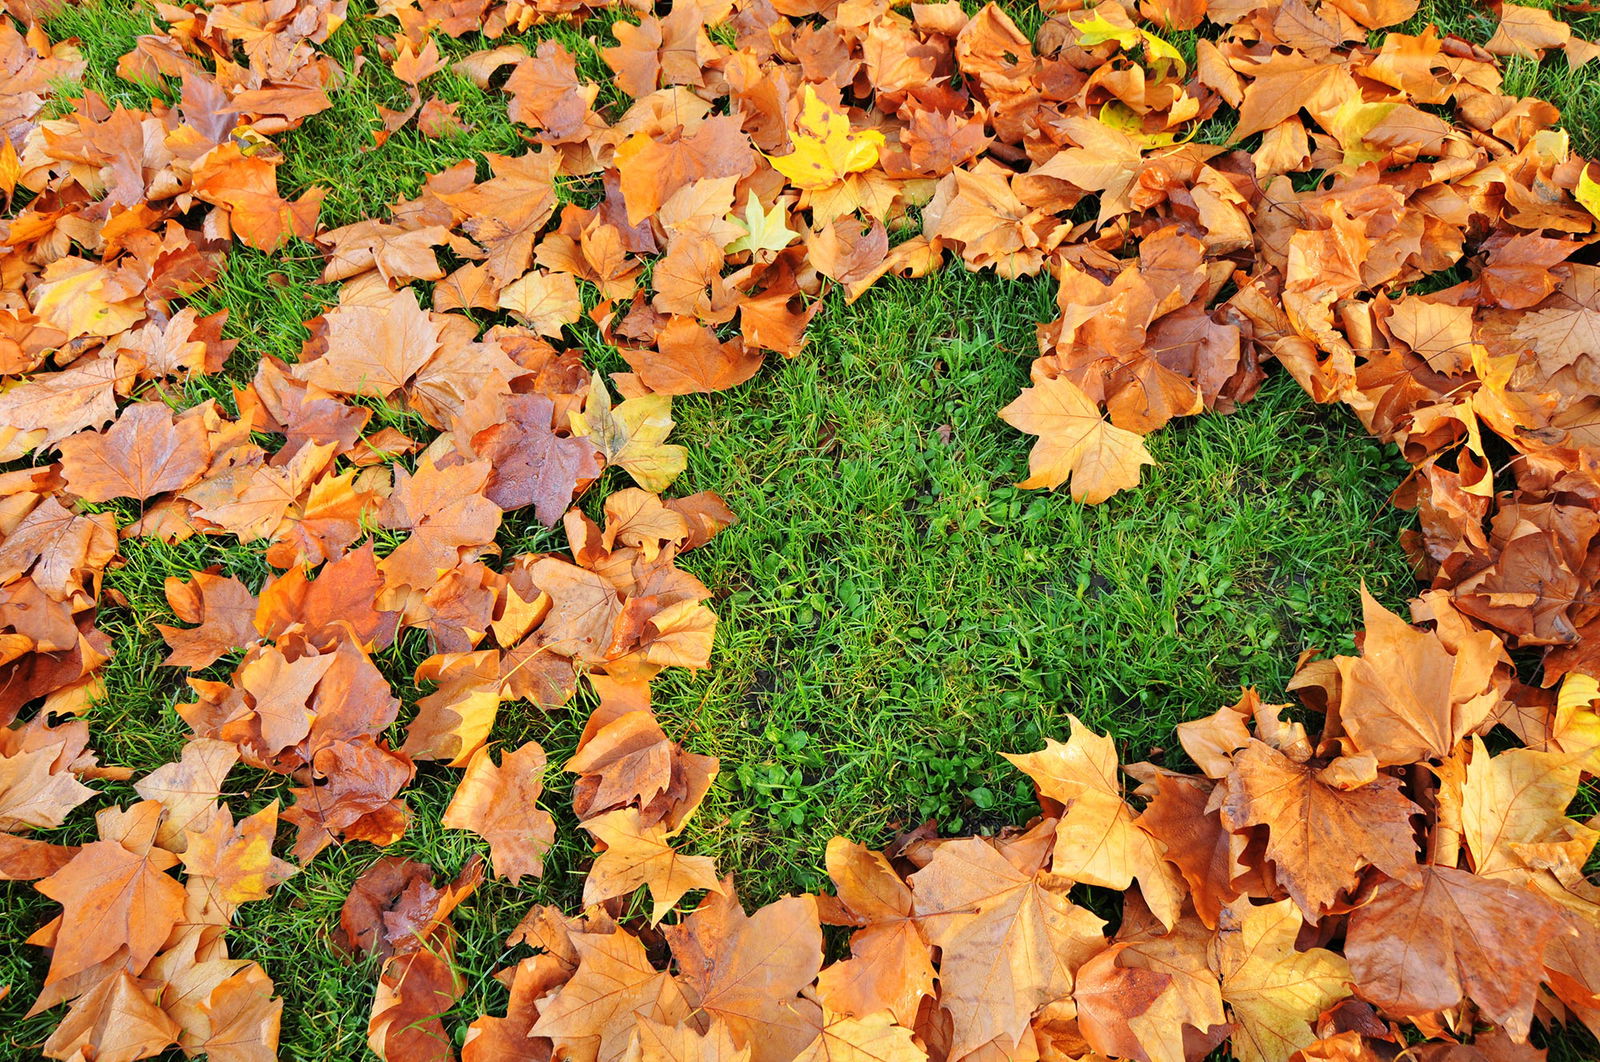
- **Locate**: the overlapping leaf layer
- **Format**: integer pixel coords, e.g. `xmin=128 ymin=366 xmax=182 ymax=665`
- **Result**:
xmin=4 ymin=0 xmax=1600 ymax=1059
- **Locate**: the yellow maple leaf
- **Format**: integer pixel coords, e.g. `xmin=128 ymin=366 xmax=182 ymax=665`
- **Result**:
xmin=1577 ymin=163 xmax=1600 ymax=223
xmin=1320 ymin=96 xmax=1398 ymax=170
xmin=570 ymin=371 xmax=688 ymax=493
xmin=767 ymin=85 xmax=886 ymax=192
xmin=1071 ymin=9 xmax=1186 ymax=79
xmin=0 ymin=137 xmax=20 ymax=203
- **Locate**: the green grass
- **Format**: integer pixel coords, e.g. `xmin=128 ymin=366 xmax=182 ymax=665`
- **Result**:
xmin=7 ymin=1 xmax=1600 ymax=1060
xmin=656 ymin=270 xmax=1417 ymax=892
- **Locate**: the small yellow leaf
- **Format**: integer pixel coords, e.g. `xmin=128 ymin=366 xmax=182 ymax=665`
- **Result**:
xmin=1071 ymin=10 xmax=1186 ymax=78
xmin=0 ymin=137 xmax=20 ymax=201
xmin=725 ymin=192 xmax=799 ymax=258
xmin=1577 ymin=163 xmax=1600 ymax=222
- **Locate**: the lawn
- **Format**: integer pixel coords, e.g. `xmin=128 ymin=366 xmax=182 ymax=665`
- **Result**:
xmin=2 ymin=0 xmax=1598 ymax=1060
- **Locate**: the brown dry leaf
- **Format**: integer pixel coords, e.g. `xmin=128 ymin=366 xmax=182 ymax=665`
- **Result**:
xmin=666 ymin=889 xmax=825 ymax=1061
xmin=1344 ymin=866 xmax=1568 ymax=1040
xmin=157 ymin=571 xmax=259 ymax=669
xmin=531 ymin=929 xmax=691 ymax=1058
xmin=910 ymin=828 xmax=1106 ymax=1056
xmin=0 ymin=726 xmax=98 ymax=835
xmin=0 ymin=356 xmax=122 ymax=459
xmin=130 ymin=738 xmax=238 ymax=852
xmin=192 ymin=964 xmax=283 ymax=1062
xmin=1459 ymin=736 xmax=1592 ymax=882
xmin=180 ymin=802 xmax=295 ymax=909
xmin=815 ymin=838 xmax=935 ymax=1027
xmin=1233 ymin=51 xmax=1360 ymax=141
xmin=1387 ymin=297 xmax=1478 ymax=375
xmin=282 ymin=739 xmax=415 ymax=863
xmin=442 ymin=741 xmax=556 ymax=884
xmin=498 ymin=269 xmax=582 ymax=338
xmin=1135 ymin=773 xmax=1244 ymax=929
xmin=615 ymin=115 xmax=758 ymax=227
xmin=1219 ymin=740 xmax=1420 ymax=922
xmin=369 ymin=948 xmax=465 ymax=1062
xmin=0 ymin=835 xmax=79 ymax=881
xmin=460 ymin=953 xmax=567 ymax=1062
xmin=295 ymin=288 xmax=442 ymax=400
xmin=1486 ymin=3 xmax=1572 ymax=58
xmin=628 ymin=1015 xmax=752 ymax=1061
xmin=566 ymin=706 xmax=676 ymax=818
xmin=1075 ymin=903 xmax=1226 ymax=1062
xmin=1332 ymin=589 xmax=1504 ymax=766
xmin=624 ymin=317 xmax=765 ymax=395
xmin=58 ymin=402 xmax=211 ymax=503
xmin=1000 ymin=372 xmax=1154 ymax=503
xmin=1005 ymin=719 xmax=1186 ymax=928
xmin=581 ymin=807 xmax=722 ymax=923
xmin=470 ymin=393 xmax=603 ymax=526
xmin=1212 ymin=899 xmax=1352 ymax=1062
xmin=33 ymin=801 xmax=186 ymax=988
xmin=791 ymin=1007 xmax=924 ymax=1062
xmin=40 ymin=970 xmax=181 ymax=1062
xmin=192 ymin=145 xmax=324 ymax=251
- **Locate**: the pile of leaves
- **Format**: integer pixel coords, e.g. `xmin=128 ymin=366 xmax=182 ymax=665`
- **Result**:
xmin=5 ymin=0 xmax=1600 ymax=1057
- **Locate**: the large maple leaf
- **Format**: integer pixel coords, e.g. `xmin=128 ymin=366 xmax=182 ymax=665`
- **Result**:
xmin=909 ymin=827 xmax=1106 ymax=1056
xmin=33 ymin=801 xmax=187 ymax=988
xmin=442 ymin=741 xmax=557 ymax=885
xmin=1006 ymin=719 xmax=1186 ymax=928
xmin=1346 ymin=866 xmax=1569 ymax=1040
xmin=999 ymin=372 xmax=1154 ymax=503
xmin=1218 ymin=740 xmax=1421 ymax=922
xmin=1211 ymin=899 xmax=1351 ymax=1062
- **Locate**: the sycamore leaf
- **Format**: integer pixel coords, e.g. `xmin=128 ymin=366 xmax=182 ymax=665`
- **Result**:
xmin=58 ymin=402 xmax=210 ymax=503
xmin=1345 ymin=866 xmax=1568 ymax=1040
xmin=1459 ymin=736 xmax=1593 ymax=881
xmin=180 ymin=802 xmax=295 ymax=909
xmin=41 ymin=970 xmax=181 ymax=1062
xmin=999 ymin=372 xmax=1154 ymax=502
xmin=1219 ymin=740 xmax=1421 ymax=923
xmin=815 ymin=838 xmax=935 ymax=1028
xmin=1006 ymin=720 xmax=1185 ymax=929
xmin=34 ymin=802 xmax=186 ymax=987
xmin=570 ymin=371 xmax=688 ymax=493
xmin=294 ymin=289 xmax=442 ymax=400
xmin=1486 ymin=3 xmax=1571 ymax=58
xmin=1071 ymin=10 xmax=1186 ymax=77
xmin=624 ymin=317 xmax=764 ymax=396
xmin=582 ymin=807 xmax=722 ymax=923
xmin=442 ymin=742 xmax=557 ymax=885
xmin=1577 ymin=164 xmax=1600 ymax=222
xmin=131 ymin=738 xmax=239 ymax=852
xmin=0 ymin=740 xmax=96 ymax=835
xmin=665 ymin=890 xmax=825 ymax=1059
xmin=792 ymin=1008 xmax=924 ymax=1062
xmin=1233 ymin=52 xmax=1358 ymax=141
xmin=1212 ymin=899 xmax=1352 ymax=1062
xmin=1331 ymin=588 xmax=1504 ymax=766
xmin=629 ymin=1015 xmax=751 ymax=1061
xmin=531 ymin=930 xmax=690 ymax=1057
xmin=910 ymin=829 xmax=1106 ymax=1056
xmin=498 ymin=269 xmax=582 ymax=338
xmin=725 ymin=193 xmax=799 ymax=259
